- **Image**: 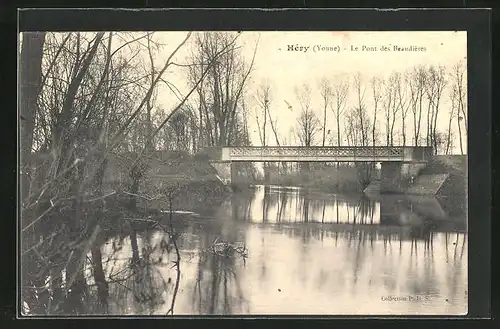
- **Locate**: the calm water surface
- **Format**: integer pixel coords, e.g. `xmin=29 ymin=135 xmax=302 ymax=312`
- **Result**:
xmin=91 ymin=185 xmax=467 ymax=316
xmin=26 ymin=185 xmax=467 ymax=316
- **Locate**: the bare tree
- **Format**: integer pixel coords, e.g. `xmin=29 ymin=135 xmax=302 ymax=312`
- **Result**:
xmin=19 ymin=32 xmax=48 ymax=314
xmin=254 ymin=81 xmax=272 ymax=146
xmin=450 ymin=60 xmax=467 ymax=155
xmin=295 ymin=84 xmax=321 ymax=147
xmin=382 ymin=76 xmax=393 ymax=146
xmin=319 ymin=77 xmax=332 ymax=146
xmin=370 ymin=76 xmax=383 ymax=146
xmin=353 ymin=72 xmax=369 ymax=146
xmin=390 ymin=72 xmax=403 ymax=146
xmin=445 ymin=91 xmax=456 ymax=155
xmin=425 ymin=65 xmax=448 ymax=154
xmin=344 ymin=109 xmax=358 ymax=147
xmin=344 ymin=106 xmax=373 ymax=187
xmin=344 ymin=74 xmax=374 ymax=185
xmin=425 ymin=68 xmax=435 ymax=148
xmin=163 ymin=108 xmax=191 ymax=151
xmin=20 ymin=31 xmax=234 ymax=315
xmin=399 ymin=71 xmax=412 ymax=146
xmin=267 ymin=105 xmax=281 ymax=147
xmin=409 ymin=65 xmax=427 ymax=146
xmin=20 ymin=32 xmax=46 ymax=206
xmin=253 ymin=81 xmax=272 ymax=177
xmin=330 ymin=75 xmax=349 ymax=146
xmin=256 ymin=81 xmax=284 ymax=173
xmin=187 ymin=32 xmax=258 ymax=147
xmin=144 ymin=33 xmax=161 ymax=152
xmin=21 ymin=31 xmax=129 ymax=314
xmin=20 ymin=32 xmax=46 ymax=158
xmin=296 ymin=87 xmax=320 ymax=174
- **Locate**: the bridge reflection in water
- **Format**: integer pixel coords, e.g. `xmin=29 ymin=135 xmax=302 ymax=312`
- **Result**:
xmin=229 ymin=185 xmax=466 ymax=233
xmin=30 ymin=185 xmax=466 ymax=316
xmin=199 ymin=185 xmax=466 ymax=315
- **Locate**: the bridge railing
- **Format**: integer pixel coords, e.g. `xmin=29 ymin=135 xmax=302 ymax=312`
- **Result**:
xmin=227 ymin=146 xmax=433 ymax=161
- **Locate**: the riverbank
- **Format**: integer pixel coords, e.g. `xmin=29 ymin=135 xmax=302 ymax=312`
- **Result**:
xmin=411 ymin=155 xmax=467 ymax=197
xmin=95 ymin=152 xmax=467 ymax=214
xmin=103 ymin=150 xmax=231 ymax=212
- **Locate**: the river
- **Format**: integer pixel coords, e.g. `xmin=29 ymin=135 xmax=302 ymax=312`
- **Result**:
xmin=24 ymin=185 xmax=468 ymax=316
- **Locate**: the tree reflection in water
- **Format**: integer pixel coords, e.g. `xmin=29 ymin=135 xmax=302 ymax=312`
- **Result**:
xmin=445 ymin=231 xmax=467 ymax=304
xmin=94 ymin=192 xmax=185 ymax=316
xmin=102 ymin=221 xmax=183 ymax=315
xmin=191 ymin=226 xmax=249 ymax=315
xmin=21 ymin=184 xmax=467 ymax=315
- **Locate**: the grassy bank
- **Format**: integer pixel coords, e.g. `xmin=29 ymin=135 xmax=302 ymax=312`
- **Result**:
xmin=103 ymin=150 xmax=230 ymax=212
xmin=23 ymin=150 xmax=231 ymax=252
xmin=23 ymin=150 xmax=231 ymax=236
xmin=420 ymin=155 xmax=467 ymax=197
xmin=406 ymin=155 xmax=467 ymax=203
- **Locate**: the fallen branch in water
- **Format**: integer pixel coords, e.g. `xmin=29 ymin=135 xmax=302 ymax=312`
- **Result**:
xmin=122 ymin=191 xmax=165 ymax=201
xmin=208 ymin=237 xmax=248 ymax=259
xmin=124 ymin=217 xmax=167 ymax=231
xmin=123 ymin=217 xmax=157 ymax=223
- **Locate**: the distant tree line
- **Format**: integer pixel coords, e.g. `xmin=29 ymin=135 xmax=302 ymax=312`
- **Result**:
xmin=254 ymin=62 xmax=467 ymax=156
xmin=251 ymin=61 xmax=467 ymax=185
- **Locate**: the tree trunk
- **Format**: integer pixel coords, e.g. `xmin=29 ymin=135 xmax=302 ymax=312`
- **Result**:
xmin=416 ymin=93 xmax=423 ymax=146
xmin=386 ymin=111 xmax=391 ymax=146
xmin=322 ymin=103 xmax=327 ymax=146
xmin=19 ymin=32 xmax=46 ymax=203
xmin=263 ymin=102 xmax=267 ymax=146
xmin=337 ymin=115 xmax=341 ymax=147
xmin=64 ymin=252 xmax=87 ymax=315
xmin=426 ymin=100 xmax=432 ymax=146
xmin=54 ymin=32 xmax=105 ymax=175
xmin=402 ymin=114 xmax=406 ymax=146
xmin=413 ymin=111 xmax=418 ymax=146
xmin=445 ymin=107 xmax=454 ymax=155
xmin=390 ymin=115 xmax=397 ymax=146
xmin=457 ymin=116 xmax=464 ymax=155
xmin=432 ymin=96 xmax=441 ymax=155
xmin=130 ymin=230 xmax=140 ymax=264
xmin=91 ymin=155 xmax=109 ymax=313
xmin=91 ymin=246 xmax=109 ymax=313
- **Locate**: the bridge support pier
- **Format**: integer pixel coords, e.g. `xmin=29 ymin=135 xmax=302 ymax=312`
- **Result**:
xmin=210 ymin=161 xmax=239 ymax=187
xmin=211 ymin=162 xmax=232 ymax=185
xmin=380 ymin=162 xmax=405 ymax=194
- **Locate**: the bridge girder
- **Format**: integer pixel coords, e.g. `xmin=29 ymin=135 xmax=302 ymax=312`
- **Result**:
xmin=214 ymin=146 xmax=433 ymax=163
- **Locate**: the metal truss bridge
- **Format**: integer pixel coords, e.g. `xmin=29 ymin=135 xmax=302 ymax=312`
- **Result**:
xmin=210 ymin=146 xmax=434 ymax=163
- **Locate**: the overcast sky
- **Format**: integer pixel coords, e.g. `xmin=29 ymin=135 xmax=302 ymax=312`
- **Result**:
xmin=149 ymin=31 xmax=467 ymax=153
xmin=26 ymin=31 xmax=465 ymax=152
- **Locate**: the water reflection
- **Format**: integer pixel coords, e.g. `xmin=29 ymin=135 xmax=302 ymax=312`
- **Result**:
xmin=232 ymin=186 xmax=466 ymax=233
xmin=22 ymin=185 xmax=467 ymax=316
xmin=233 ymin=186 xmax=382 ymax=225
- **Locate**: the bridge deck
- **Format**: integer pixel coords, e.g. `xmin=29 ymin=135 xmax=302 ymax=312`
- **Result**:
xmin=211 ymin=146 xmax=433 ymax=163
